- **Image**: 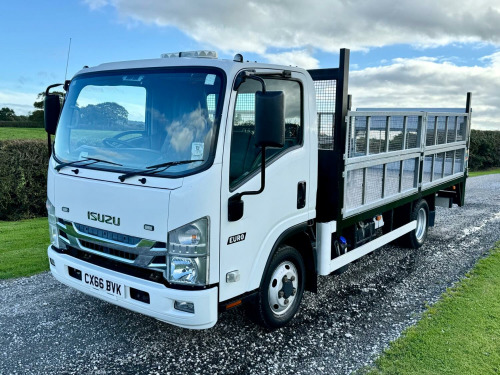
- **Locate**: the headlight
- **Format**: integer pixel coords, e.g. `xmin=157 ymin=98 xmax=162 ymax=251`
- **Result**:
xmin=167 ymin=217 xmax=209 ymax=285
xmin=46 ymin=199 xmax=59 ymax=248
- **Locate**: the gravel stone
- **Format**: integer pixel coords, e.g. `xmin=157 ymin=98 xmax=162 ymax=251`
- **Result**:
xmin=1 ymin=174 xmax=499 ymax=374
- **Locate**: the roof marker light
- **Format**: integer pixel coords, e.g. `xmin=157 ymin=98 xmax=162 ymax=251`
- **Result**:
xmin=161 ymin=50 xmax=218 ymax=59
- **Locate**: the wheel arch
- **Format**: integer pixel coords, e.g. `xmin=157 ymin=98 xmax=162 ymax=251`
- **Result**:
xmin=260 ymin=222 xmax=317 ymax=293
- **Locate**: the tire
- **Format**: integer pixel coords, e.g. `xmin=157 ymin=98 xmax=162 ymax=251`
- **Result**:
xmin=403 ymin=199 xmax=429 ymax=249
xmin=250 ymin=245 xmax=305 ymax=329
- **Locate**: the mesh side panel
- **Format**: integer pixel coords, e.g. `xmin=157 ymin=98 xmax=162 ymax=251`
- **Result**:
xmin=345 ymin=169 xmax=364 ymax=209
xmin=388 ymin=116 xmax=404 ymax=152
xmin=444 ymin=151 xmax=454 ymax=176
xmin=368 ymin=116 xmax=387 ymax=155
xmin=447 ymin=117 xmax=457 ymax=143
xmin=455 ymin=149 xmax=464 ymax=172
xmin=423 ymin=155 xmax=433 ymax=183
xmin=433 ymin=152 xmax=445 ymax=180
xmin=401 ymin=158 xmax=417 ymax=191
xmin=207 ymin=94 xmax=216 ymax=122
xmin=437 ymin=116 xmax=446 ymax=144
xmin=348 ymin=116 xmax=368 ymax=157
xmin=426 ymin=116 xmax=436 ymax=146
xmin=234 ymin=93 xmax=255 ymax=126
xmin=314 ymin=80 xmax=336 ymax=150
xmin=456 ymin=117 xmax=466 ymax=141
xmin=365 ymin=165 xmax=384 ymax=203
xmin=406 ymin=116 xmax=420 ymax=149
xmin=385 ymin=161 xmax=400 ymax=197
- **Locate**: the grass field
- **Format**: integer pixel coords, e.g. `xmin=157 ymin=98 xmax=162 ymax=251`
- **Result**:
xmin=0 ymin=127 xmax=46 ymax=140
xmin=365 ymin=241 xmax=500 ymax=375
xmin=0 ymin=218 xmax=50 ymax=279
xmin=469 ymin=168 xmax=500 ymax=177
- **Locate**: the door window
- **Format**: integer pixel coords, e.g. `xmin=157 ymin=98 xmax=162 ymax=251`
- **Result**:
xmin=229 ymin=78 xmax=302 ymax=188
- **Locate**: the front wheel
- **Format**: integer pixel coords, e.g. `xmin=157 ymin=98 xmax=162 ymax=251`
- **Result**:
xmin=250 ymin=245 xmax=305 ymax=329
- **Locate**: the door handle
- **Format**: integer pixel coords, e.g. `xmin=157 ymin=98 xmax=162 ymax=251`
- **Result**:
xmin=297 ymin=181 xmax=306 ymax=209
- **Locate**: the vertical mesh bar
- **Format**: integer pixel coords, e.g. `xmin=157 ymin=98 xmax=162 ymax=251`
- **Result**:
xmin=433 ymin=153 xmax=444 ymax=181
xmin=345 ymin=169 xmax=364 ymax=209
xmin=368 ymin=116 xmax=387 ymax=155
xmin=426 ymin=116 xmax=436 ymax=146
xmin=444 ymin=151 xmax=454 ymax=176
xmin=423 ymin=155 xmax=433 ymax=183
xmin=384 ymin=161 xmax=400 ymax=197
xmin=314 ymin=80 xmax=336 ymax=150
xmin=447 ymin=116 xmax=457 ymax=143
xmin=401 ymin=158 xmax=417 ymax=191
xmin=437 ymin=116 xmax=446 ymax=144
xmin=388 ymin=115 xmax=404 ymax=152
xmin=365 ymin=164 xmax=384 ymax=203
xmin=348 ymin=116 xmax=368 ymax=157
xmin=455 ymin=149 xmax=464 ymax=172
xmin=456 ymin=117 xmax=466 ymax=141
xmin=406 ymin=115 xmax=419 ymax=149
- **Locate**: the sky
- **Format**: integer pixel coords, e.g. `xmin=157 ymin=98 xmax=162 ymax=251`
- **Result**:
xmin=1 ymin=0 xmax=499 ymax=130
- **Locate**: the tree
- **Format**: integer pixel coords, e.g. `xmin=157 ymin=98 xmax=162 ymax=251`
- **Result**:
xmin=29 ymin=110 xmax=45 ymax=124
xmin=30 ymin=91 xmax=65 ymax=124
xmin=80 ymin=102 xmax=129 ymax=129
xmin=0 ymin=107 xmax=16 ymax=121
xmin=33 ymin=91 xmax=64 ymax=109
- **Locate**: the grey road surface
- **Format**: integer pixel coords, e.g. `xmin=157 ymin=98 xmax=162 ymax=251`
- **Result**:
xmin=1 ymin=174 xmax=499 ymax=375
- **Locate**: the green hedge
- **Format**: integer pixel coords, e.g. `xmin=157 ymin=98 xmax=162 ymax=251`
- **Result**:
xmin=0 ymin=140 xmax=48 ymax=220
xmin=0 ymin=121 xmax=44 ymax=128
xmin=469 ymin=130 xmax=500 ymax=171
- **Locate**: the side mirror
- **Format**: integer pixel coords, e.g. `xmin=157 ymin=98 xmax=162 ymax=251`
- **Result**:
xmin=44 ymin=94 xmax=61 ymax=135
xmin=255 ymin=91 xmax=285 ymax=148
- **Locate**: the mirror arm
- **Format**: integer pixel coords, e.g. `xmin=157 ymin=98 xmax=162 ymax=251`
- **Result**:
xmin=228 ymin=147 xmax=267 ymax=222
xmin=45 ymin=83 xmax=63 ymax=96
xmin=235 ymin=146 xmax=267 ymax=201
xmin=245 ymin=74 xmax=266 ymax=93
xmin=234 ymin=71 xmax=267 ymax=92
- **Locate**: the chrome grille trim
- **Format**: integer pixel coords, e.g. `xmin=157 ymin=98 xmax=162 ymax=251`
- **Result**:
xmin=56 ymin=220 xmax=167 ymax=271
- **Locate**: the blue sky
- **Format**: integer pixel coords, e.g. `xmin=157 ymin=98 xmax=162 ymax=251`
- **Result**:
xmin=1 ymin=0 xmax=499 ymax=130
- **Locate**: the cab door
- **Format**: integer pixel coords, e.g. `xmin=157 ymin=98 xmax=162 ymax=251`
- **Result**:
xmin=219 ymin=71 xmax=311 ymax=301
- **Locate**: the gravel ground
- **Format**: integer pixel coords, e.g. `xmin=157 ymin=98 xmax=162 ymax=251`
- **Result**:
xmin=1 ymin=174 xmax=499 ymax=375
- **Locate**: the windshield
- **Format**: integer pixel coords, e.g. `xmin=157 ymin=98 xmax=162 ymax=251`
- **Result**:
xmin=54 ymin=67 xmax=225 ymax=177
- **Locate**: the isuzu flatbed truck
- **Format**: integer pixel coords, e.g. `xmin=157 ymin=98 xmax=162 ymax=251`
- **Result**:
xmin=44 ymin=49 xmax=471 ymax=329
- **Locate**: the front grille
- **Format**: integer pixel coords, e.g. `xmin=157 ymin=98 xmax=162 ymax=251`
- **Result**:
xmin=73 ymin=223 xmax=142 ymax=245
xmin=80 ymin=240 xmax=138 ymax=261
xmin=151 ymin=255 xmax=166 ymax=264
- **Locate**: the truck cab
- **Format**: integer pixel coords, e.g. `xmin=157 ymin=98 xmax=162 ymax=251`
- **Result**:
xmin=46 ymin=51 xmax=318 ymax=329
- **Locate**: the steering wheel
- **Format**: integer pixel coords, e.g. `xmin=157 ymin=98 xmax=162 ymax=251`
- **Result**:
xmin=102 ymin=137 xmax=134 ymax=148
xmin=102 ymin=130 xmax=144 ymax=148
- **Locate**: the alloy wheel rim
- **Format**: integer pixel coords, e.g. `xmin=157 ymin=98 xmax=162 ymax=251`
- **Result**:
xmin=267 ymin=261 xmax=299 ymax=316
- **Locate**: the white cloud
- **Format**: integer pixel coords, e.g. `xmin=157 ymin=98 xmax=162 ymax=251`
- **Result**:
xmin=84 ymin=0 xmax=109 ymax=10
xmin=350 ymin=56 xmax=500 ymax=130
xmin=264 ymin=50 xmax=319 ymax=69
xmin=84 ymin=0 xmax=500 ymax=53
xmin=0 ymin=90 xmax=37 ymax=115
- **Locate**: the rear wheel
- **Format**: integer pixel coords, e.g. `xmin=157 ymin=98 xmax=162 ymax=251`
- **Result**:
xmin=403 ymin=199 xmax=429 ymax=249
xmin=251 ymin=245 xmax=305 ymax=329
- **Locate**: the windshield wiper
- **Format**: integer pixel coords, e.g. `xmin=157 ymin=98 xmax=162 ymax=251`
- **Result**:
xmin=55 ymin=157 xmax=123 ymax=172
xmin=118 ymin=160 xmax=203 ymax=182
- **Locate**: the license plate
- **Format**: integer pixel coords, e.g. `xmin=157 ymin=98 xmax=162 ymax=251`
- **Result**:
xmin=83 ymin=271 xmax=124 ymax=298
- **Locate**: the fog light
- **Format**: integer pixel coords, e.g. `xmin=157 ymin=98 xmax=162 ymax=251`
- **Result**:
xmin=174 ymin=301 xmax=195 ymax=313
xmin=49 ymin=258 xmax=55 ymax=266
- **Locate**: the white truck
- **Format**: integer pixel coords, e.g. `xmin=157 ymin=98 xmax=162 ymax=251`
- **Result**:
xmin=44 ymin=49 xmax=471 ymax=329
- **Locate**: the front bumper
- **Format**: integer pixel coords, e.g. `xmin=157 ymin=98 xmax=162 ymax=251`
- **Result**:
xmin=48 ymin=246 xmax=218 ymax=329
